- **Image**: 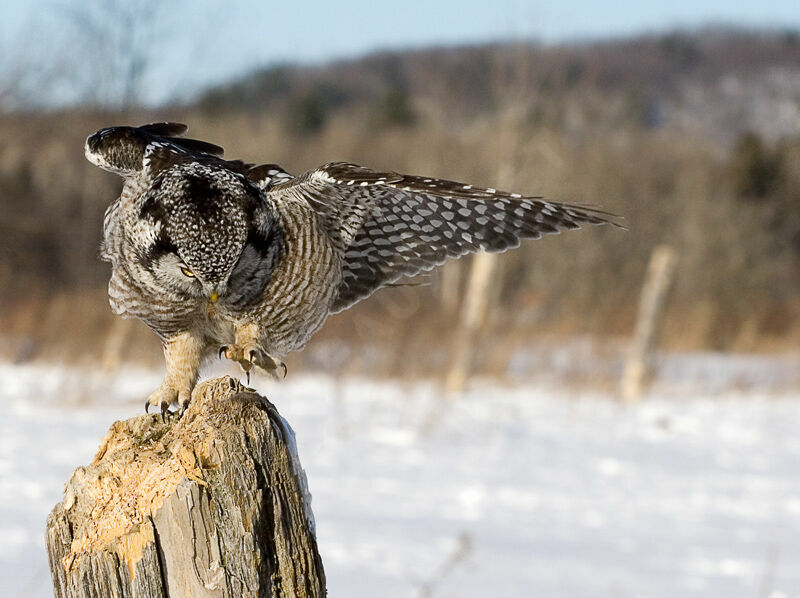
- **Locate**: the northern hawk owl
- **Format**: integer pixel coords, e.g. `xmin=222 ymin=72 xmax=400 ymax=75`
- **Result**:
xmin=85 ymin=122 xmax=618 ymax=414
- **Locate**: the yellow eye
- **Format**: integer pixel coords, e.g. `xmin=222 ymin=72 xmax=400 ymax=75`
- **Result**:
xmin=180 ymin=266 xmax=195 ymax=278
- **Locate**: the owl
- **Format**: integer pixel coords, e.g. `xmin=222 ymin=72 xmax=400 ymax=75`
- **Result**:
xmin=86 ymin=122 xmax=618 ymax=414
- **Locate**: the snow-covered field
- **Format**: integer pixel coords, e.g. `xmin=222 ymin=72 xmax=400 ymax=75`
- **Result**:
xmin=1 ymin=356 xmax=799 ymax=597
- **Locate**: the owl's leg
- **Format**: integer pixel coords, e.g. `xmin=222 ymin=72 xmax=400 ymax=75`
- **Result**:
xmin=219 ymin=322 xmax=287 ymax=381
xmin=146 ymin=331 xmax=202 ymax=416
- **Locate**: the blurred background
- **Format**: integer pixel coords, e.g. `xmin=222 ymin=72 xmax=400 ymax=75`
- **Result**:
xmin=1 ymin=1 xmax=799 ymax=597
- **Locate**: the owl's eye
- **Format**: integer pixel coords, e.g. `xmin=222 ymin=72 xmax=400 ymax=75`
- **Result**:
xmin=180 ymin=266 xmax=195 ymax=278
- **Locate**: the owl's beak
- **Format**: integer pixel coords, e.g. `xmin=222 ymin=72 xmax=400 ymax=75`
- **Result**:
xmin=209 ymin=292 xmax=219 ymax=303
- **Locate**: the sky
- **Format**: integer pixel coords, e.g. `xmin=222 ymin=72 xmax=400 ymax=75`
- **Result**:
xmin=2 ymin=0 xmax=800 ymax=106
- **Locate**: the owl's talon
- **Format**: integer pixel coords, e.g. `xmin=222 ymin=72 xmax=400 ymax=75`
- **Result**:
xmin=147 ymin=379 xmax=195 ymax=421
xmin=176 ymin=391 xmax=192 ymax=417
xmin=219 ymin=343 xmax=284 ymax=381
xmin=219 ymin=346 xmax=227 ymax=359
xmin=261 ymin=356 xmax=287 ymax=380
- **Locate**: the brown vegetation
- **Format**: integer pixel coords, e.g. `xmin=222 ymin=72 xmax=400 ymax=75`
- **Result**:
xmin=1 ymin=31 xmax=799 ymax=376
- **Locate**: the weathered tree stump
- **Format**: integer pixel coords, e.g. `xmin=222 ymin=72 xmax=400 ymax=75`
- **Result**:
xmin=45 ymin=376 xmax=326 ymax=598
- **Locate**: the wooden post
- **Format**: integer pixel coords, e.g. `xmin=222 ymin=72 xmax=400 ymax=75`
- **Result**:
xmin=46 ymin=377 xmax=326 ymax=598
xmin=442 ymin=163 xmax=521 ymax=394
xmin=439 ymin=261 xmax=463 ymax=314
xmin=444 ymin=252 xmax=497 ymax=394
xmin=620 ymin=245 xmax=677 ymax=403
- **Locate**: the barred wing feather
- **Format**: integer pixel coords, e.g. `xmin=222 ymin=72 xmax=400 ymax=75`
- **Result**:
xmin=268 ymin=162 xmax=619 ymax=313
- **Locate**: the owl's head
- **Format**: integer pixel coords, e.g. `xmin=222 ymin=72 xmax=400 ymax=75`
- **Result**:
xmin=130 ymin=161 xmax=283 ymax=310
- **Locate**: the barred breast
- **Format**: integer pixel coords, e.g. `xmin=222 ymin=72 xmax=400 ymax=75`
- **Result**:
xmin=247 ymin=196 xmax=342 ymax=355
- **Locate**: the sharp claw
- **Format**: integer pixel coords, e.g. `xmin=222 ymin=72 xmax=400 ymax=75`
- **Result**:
xmin=219 ymin=346 xmax=227 ymax=359
xmin=246 ymin=370 xmax=250 ymax=385
xmin=160 ymin=401 xmax=170 ymax=422
xmin=280 ymin=362 xmax=288 ymax=378
xmin=179 ymin=403 xmax=189 ymax=417
xmin=248 ymin=350 xmax=257 ymax=364
xmin=145 ymin=400 xmax=151 ymax=414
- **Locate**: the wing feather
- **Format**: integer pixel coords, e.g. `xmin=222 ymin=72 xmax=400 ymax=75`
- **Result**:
xmin=269 ymin=162 xmax=620 ymax=313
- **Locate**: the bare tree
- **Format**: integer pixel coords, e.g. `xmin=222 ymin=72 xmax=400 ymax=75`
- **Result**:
xmin=56 ymin=0 xmax=169 ymax=107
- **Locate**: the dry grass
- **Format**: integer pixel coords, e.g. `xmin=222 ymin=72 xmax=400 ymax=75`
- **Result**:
xmin=0 ymin=99 xmax=798 ymax=377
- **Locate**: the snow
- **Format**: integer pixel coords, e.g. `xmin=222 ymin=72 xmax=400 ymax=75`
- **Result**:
xmin=1 ymin=357 xmax=799 ymax=597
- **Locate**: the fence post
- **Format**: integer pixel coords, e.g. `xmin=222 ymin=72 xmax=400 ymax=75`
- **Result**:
xmin=443 ymin=164 xmax=522 ymax=394
xmin=445 ymin=252 xmax=498 ymax=394
xmin=620 ymin=245 xmax=677 ymax=402
xmin=439 ymin=261 xmax=464 ymax=314
xmin=46 ymin=377 xmax=325 ymax=598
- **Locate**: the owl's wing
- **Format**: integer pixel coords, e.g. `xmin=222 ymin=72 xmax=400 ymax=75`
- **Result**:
xmin=268 ymin=162 xmax=620 ymax=313
xmin=141 ymin=139 xmax=292 ymax=187
xmin=87 ymin=122 xmax=295 ymax=186
xmin=86 ymin=122 xmax=227 ymax=178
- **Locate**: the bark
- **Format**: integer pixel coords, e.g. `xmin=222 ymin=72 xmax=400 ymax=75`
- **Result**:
xmin=45 ymin=376 xmax=325 ymax=598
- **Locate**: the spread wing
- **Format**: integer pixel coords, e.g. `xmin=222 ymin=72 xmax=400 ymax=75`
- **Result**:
xmin=85 ymin=122 xmax=226 ymax=178
xmin=267 ymin=162 xmax=620 ymax=313
xmin=86 ymin=122 xmax=295 ymax=188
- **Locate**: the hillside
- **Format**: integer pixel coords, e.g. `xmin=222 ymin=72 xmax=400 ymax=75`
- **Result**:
xmin=198 ymin=28 xmax=800 ymax=144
